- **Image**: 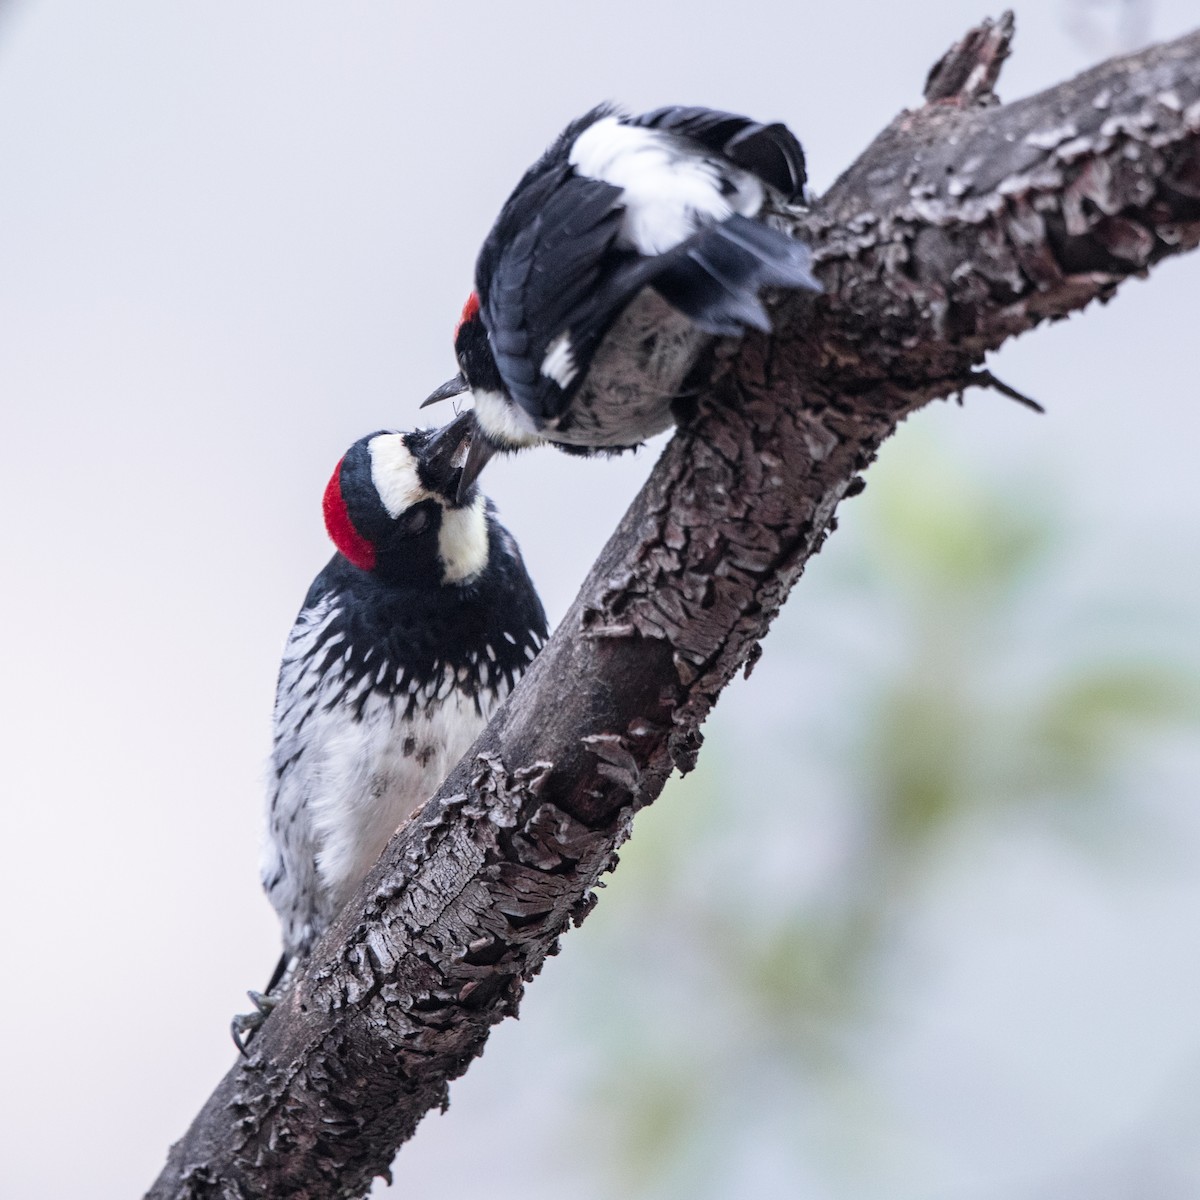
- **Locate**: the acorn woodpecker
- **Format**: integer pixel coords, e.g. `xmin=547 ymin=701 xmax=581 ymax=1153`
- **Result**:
xmin=423 ymin=104 xmax=821 ymax=495
xmin=233 ymin=413 xmax=548 ymax=1049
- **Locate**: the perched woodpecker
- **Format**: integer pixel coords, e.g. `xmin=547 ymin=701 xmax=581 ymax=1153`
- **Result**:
xmin=424 ymin=104 xmax=821 ymax=495
xmin=233 ymin=413 xmax=547 ymax=1048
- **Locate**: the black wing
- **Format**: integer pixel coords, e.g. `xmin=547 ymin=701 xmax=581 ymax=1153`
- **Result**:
xmin=473 ymin=104 xmax=813 ymax=422
xmin=631 ymin=106 xmax=808 ymax=202
xmin=475 ymin=163 xmax=665 ymax=424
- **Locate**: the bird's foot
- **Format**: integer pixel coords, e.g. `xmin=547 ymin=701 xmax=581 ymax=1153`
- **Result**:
xmin=231 ymin=989 xmax=278 ymax=1055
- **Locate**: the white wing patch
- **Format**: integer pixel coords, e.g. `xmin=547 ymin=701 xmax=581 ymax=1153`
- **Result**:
xmin=540 ymin=332 xmax=578 ymax=389
xmin=438 ymin=495 xmax=489 ymax=584
xmin=369 ymin=433 xmax=429 ymax=518
xmin=568 ymin=116 xmax=764 ymax=256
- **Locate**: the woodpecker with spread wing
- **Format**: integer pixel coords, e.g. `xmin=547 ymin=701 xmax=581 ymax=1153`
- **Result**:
xmin=233 ymin=414 xmax=547 ymax=1049
xmin=424 ymin=104 xmax=821 ymax=495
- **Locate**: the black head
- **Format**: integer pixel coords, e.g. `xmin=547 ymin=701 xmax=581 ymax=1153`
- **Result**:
xmin=421 ymin=292 xmax=530 ymax=500
xmin=455 ymin=292 xmax=506 ymax=396
xmin=423 ymin=291 xmax=506 ymax=411
xmin=322 ymin=413 xmax=490 ymax=587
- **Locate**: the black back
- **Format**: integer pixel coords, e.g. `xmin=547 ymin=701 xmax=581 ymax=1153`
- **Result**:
xmin=475 ymin=152 xmax=668 ymax=422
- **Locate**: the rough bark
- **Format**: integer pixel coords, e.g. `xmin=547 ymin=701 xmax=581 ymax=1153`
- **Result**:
xmin=149 ymin=16 xmax=1200 ymax=1199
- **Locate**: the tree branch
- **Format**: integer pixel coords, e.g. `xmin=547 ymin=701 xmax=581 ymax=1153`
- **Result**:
xmin=149 ymin=17 xmax=1200 ymax=1199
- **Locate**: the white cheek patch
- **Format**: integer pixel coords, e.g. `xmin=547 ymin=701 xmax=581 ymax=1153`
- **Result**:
xmin=438 ymin=495 xmax=489 ymax=584
xmin=471 ymin=388 xmax=544 ymax=449
xmin=369 ymin=434 xmax=431 ymax=517
xmin=540 ymin=332 xmax=578 ymax=389
xmin=569 ymin=116 xmax=764 ymax=256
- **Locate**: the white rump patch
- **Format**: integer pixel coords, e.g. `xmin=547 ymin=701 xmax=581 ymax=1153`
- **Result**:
xmin=471 ymin=388 xmax=543 ymax=449
xmin=438 ymin=495 xmax=489 ymax=585
xmin=540 ymin=332 xmax=578 ymax=388
xmin=569 ymin=115 xmax=764 ymax=256
xmin=368 ymin=433 xmax=428 ymax=517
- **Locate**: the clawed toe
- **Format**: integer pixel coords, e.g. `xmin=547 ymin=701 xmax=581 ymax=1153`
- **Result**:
xmin=231 ymin=990 xmax=279 ymax=1055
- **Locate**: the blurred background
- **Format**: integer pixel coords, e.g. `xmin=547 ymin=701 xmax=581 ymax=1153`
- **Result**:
xmin=1 ymin=1 xmax=1198 ymax=1196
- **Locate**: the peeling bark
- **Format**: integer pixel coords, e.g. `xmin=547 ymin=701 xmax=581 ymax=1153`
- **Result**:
xmin=149 ymin=16 xmax=1200 ymax=1199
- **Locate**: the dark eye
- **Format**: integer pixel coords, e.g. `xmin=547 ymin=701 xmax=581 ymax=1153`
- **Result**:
xmin=400 ymin=506 xmax=430 ymax=536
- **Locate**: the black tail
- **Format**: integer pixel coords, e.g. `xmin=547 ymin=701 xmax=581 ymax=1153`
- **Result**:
xmin=652 ymin=214 xmax=820 ymax=336
xmin=264 ymin=952 xmax=290 ymax=995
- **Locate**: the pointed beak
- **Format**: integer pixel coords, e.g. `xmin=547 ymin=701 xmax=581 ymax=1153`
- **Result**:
xmin=456 ymin=432 xmax=497 ymax=505
xmin=421 ymin=373 xmax=469 ymax=409
xmin=422 ymin=410 xmax=476 ymax=495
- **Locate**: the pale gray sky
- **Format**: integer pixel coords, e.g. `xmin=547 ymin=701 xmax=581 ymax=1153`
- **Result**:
xmin=1 ymin=3 xmax=1197 ymax=1197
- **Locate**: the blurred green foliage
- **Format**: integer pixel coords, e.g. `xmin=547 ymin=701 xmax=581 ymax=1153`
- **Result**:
xmin=546 ymin=432 xmax=1199 ymax=1199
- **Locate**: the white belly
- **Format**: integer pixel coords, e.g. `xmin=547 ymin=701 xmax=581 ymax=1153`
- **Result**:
xmin=308 ymin=689 xmax=490 ymax=914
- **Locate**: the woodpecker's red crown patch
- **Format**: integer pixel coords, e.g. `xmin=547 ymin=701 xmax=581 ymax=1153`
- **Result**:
xmin=455 ymin=292 xmax=481 ymax=339
xmin=323 ymin=457 xmax=377 ymax=572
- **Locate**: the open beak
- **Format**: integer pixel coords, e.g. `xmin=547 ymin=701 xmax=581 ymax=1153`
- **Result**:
xmin=456 ymin=432 xmax=497 ymax=505
xmin=422 ymin=410 xmax=476 ymax=497
xmin=421 ymin=373 xmax=469 ymax=409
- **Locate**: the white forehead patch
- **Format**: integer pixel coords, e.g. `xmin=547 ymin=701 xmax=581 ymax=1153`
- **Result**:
xmin=370 ymin=431 xmax=490 ymax=584
xmin=368 ymin=434 xmax=430 ymax=517
xmin=438 ymin=495 xmax=489 ymax=584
